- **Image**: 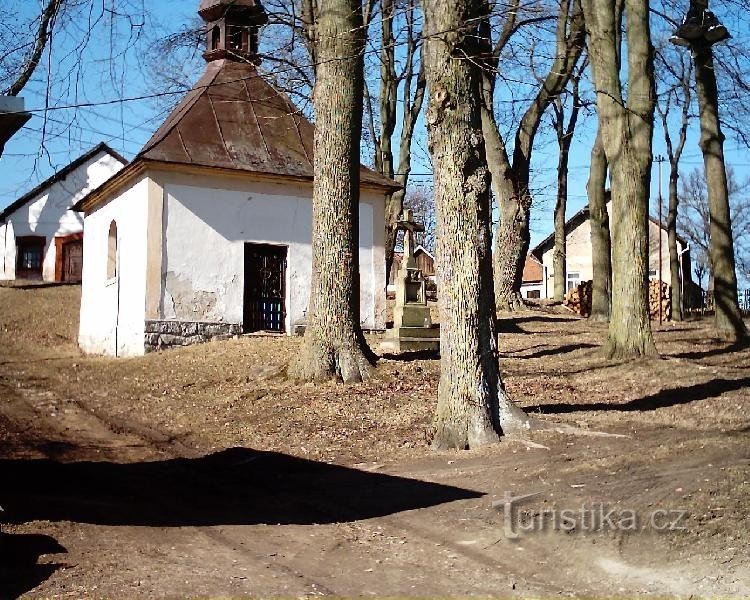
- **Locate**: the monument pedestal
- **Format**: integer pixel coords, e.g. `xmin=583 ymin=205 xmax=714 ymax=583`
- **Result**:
xmin=380 ymin=209 xmax=440 ymax=354
xmin=380 ymin=324 xmax=440 ymax=352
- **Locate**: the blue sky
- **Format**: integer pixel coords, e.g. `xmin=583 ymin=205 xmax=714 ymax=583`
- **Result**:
xmin=1 ymin=0 xmax=749 ymax=256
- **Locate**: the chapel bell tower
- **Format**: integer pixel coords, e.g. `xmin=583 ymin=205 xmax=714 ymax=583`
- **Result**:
xmin=199 ymin=0 xmax=268 ymax=64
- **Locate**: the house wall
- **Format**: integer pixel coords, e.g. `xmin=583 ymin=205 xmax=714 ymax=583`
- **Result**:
xmin=0 ymin=152 xmax=125 ymax=281
xmin=540 ymin=203 xmax=687 ymax=298
xmin=153 ymin=171 xmax=386 ymax=339
xmin=78 ymin=176 xmax=150 ymax=357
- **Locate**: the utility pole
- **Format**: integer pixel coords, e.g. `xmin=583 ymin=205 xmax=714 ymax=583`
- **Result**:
xmin=656 ymin=155 xmax=665 ymax=325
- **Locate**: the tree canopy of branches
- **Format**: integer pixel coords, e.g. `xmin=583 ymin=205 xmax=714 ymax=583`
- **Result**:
xmin=679 ymin=168 xmax=750 ymax=291
xmin=479 ymin=0 xmax=586 ymax=311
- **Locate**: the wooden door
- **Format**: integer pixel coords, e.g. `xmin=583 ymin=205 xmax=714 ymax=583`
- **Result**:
xmin=243 ymin=244 xmax=287 ymax=333
xmin=62 ymin=240 xmax=83 ymax=282
xmin=16 ymin=236 xmax=45 ymax=280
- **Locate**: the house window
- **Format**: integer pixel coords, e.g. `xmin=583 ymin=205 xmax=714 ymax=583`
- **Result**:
xmin=649 ymin=269 xmax=657 ymax=279
xmin=527 ymin=289 xmax=541 ymax=299
xmin=107 ymin=221 xmax=117 ymax=279
xmin=567 ymin=272 xmax=580 ymax=292
xmin=211 ymin=25 xmax=220 ymax=50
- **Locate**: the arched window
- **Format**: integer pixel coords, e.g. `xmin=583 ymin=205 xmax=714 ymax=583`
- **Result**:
xmin=107 ymin=221 xmax=117 ymax=279
xmin=211 ymin=25 xmax=220 ymax=50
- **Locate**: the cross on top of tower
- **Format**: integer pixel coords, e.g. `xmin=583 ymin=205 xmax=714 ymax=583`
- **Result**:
xmin=199 ymin=0 xmax=268 ymax=64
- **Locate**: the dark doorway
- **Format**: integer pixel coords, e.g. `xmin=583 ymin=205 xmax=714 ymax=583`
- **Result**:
xmin=16 ymin=236 xmax=46 ymax=280
xmin=243 ymin=243 xmax=287 ymax=333
xmin=62 ymin=240 xmax=83 ymax=282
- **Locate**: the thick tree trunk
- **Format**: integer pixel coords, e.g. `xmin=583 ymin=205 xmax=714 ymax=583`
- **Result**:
xmin=494 ymin=194 xmax=530 ymax=311
xmin=423 ymin=0 xmax=528 ymax=450
xmin=289 ymin=0 xmax=375 ymax=383
xmin=667 ymin=167 xmax=683 ymax=321
xmin=583 ymin=0 xmax=656 ymax=358
xmin=587 ymin=129 xmax=612 ymax=322
xmin=693 ymin=45 xmax=747 ymax=340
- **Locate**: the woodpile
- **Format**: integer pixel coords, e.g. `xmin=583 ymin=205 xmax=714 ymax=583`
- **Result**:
xmin=564 ymin=279 xmax=672 ymax=321
xmin=649 ymin=279 xmax=671 ymax=322
xmin=564 ymin=280 xmax=593 ymax=317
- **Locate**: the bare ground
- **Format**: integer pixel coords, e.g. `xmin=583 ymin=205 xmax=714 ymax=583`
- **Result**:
xmin=0 ymin=283 xmax=748 ymax=598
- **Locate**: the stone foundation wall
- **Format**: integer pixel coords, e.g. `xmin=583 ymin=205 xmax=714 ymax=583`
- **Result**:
xmin=144 ymin=320 xmax=242 ymax=352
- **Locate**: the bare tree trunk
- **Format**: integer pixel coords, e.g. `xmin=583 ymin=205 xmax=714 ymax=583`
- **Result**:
xmin=553 ymin=162 xmax=568 ymax=302
xmin=289 ymin=0 xmax=375 ymax=383
xmin=423 ymin=0 xmax=528 ymax=449
xmin=693 ymin=44 xmax=747 ymax=340
xmin=551 ymin=74 xmax=582 ymax=303
xmin=587 ymin=128 xmax=612 ymax=322
xmin=583 ymin=0 xmax=657 ymax=358
xmin=656 ymin=54 xmax=692 ymax=322
xmin=378 ymin=0 xmax=426 ymax=282
xmin=667 ymin=166 xmax=683 ymax=320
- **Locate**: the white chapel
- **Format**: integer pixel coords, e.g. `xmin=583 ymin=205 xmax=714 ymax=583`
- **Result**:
xmin=74 ymin=0 xmax=396 ymax=357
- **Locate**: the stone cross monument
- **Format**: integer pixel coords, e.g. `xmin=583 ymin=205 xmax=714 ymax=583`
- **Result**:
xmin=380 ymin=209 xmax=440 ymax=353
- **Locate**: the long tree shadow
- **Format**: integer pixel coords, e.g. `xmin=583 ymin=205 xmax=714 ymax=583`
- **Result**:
xmin=380 ymin=349 xmax=440 ymax=362
xmin=526 ymin=377 xmax=750 ymax=415
xmin=670 ymin=338 xmax=750 ymax=360
xmin=496 ymin=315 xmax=579 ymax=334
xmin=0 ymin=447 xmax=482 ymax=528
xmin=0 ymin=532 xmax=67 ymax=599
xmin=505 ymin=342 xmax=598 ymax=360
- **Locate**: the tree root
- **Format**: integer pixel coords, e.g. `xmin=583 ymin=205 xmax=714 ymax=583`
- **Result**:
xmin=288 ymin=329 xmax=375 ymax=384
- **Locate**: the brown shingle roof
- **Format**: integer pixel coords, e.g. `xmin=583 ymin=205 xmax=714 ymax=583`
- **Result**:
xmin=522 ymin=254 xmax=544 ymax=284
xmin=139 ymin=59 xmax=399 ymax=191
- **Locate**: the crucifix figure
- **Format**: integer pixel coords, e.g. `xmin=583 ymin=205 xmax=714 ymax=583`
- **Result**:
xmin=397 ymin=209 xmax=425 ymax=271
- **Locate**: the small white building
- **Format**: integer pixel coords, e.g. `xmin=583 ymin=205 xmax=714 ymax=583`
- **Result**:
xmin=0 ymin=143 xmax=126 ymax=282
xmin=74 ymin=0 xmax=397 ymax=357
xmin=523 ymin=200 xmax=692 ymax=298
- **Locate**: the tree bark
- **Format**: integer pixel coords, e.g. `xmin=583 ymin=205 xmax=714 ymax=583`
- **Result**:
xmin=693 ymin=44 xmax=747 ymax=340
xmin=289 ymin=0 xmax=376 ymax=383
xmin=553 ymin=158 xmax=568 ymax=303
xmin=423 ymin=0 xmax=528 ymax=449
xmin=583 ymin=0 xmax=657 ymax=358
xmin=587 ymin=128 xmax=612 ymax=322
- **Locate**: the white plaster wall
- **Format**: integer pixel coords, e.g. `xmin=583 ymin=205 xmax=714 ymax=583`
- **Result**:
xmin=0 ymin=221 xmax=14 ymax=279
xmin=520 ymin=282 xmax=545 ymax=299
xmin=78 ymin=176 xmax=149 ymax=357
xmin=0 ymin=151 xmax=125 ymax=281
xmin=158 ymin=173 xmax=385 ymax=332
xmin=540 ymin=201 xmax=688 ymax=297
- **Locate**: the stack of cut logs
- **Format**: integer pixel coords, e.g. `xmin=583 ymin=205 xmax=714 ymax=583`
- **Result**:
xmin=564 ymin=279 xmax=672 ymax=321
xmin=563 ymin=280 xmax=593 ymax=317
xmin=649 ymin=279 xmax=671 ymax=321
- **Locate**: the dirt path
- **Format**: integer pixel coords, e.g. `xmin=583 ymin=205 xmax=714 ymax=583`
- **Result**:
xmin=1 ymin=285 xmax=749 ymax=597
